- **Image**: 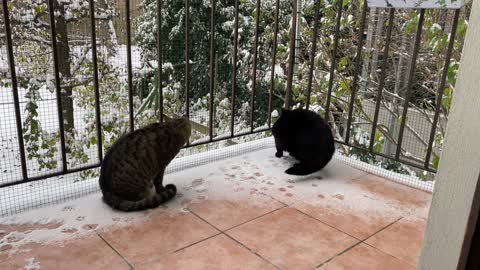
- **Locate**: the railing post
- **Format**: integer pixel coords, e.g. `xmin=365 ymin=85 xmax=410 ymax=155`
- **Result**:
xmin=395 ymin=9 xmax=425 ymax=160
xmin=324 ymin=0 xmax=343 ymax=123
xmin=185 ymin=0 xmax=190 ymax=120
xmin=424 ymin=9 xmax=460 ymax=169
xmin=231 ymin=0 xmax=240 ymax=135
xmin=249 ymin=0 xmax=261 ymax=132
xmin=126 ymin=0 xmax=134 ymax=132
xmin=2 ymin=0 xmax=28 ymax=180
xmin=208 ymin=0 xmax=216 ymax=140
xmin=88 ymin=0 xmax=103 ymax=161
xmin=267 ymin=0 xmax=280 ymax=127
xmin=306 ymin=0 xmax=321 ymax=110
xmin=285 ymin=0 xmax=298 ymax=109
xmin=157 ymin=0 xmax=164 ymax=123
xmin=344 ymin=0 xmax=368 ymax=144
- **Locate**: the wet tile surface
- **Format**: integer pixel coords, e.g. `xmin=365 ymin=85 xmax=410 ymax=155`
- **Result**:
xmin=0 ymin=148 xmax=432 ymax=270
xmin=295 ymin=195 xmax=403 ymax=240
xmin=138 ymin=234 xmax=277 ymax=270
xmin=317 ymin=243 xmax=416 ymax=270
xmin=188 ymin=194 xmax=285 ymax=230
xmin=0 ymin=233 xmax=130 ymax=270
xmin=98 ymin=212 xmax=219 ymax=267
xmin=227 ymin=208 xmax=358 ymax=270
xmin=365 ymin=215 xmax=427 ymax=266
xmin=350 ymin=174 xmax=431 ymax=212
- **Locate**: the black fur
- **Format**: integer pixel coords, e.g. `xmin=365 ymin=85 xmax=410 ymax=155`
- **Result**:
xmin=272 ymin=108 xmax=335 ymax=175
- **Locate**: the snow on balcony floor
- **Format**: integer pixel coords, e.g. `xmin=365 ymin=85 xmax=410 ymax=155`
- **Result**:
xmin=0 ymin=144 xmax=431 ymax=270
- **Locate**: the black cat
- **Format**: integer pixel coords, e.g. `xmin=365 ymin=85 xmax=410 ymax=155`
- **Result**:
xmin=272 ymin=108 xmax=335 ymax=175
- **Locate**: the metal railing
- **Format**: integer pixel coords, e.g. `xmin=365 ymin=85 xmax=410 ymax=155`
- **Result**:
xmin=0 ymin=0 xmax=466 ymax=188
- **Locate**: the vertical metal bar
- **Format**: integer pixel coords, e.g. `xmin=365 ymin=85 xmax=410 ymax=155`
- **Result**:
xmin=89 ymin=0 xmax=103 ymax=161
xmin=395 ymin=9 xmax=425 ymax=160
xmin=208 ymin=0 xmax=216 ymax=140
xmin=47 ymin=0 xmax=67 ymax=172
xmin=369 ymin=8 xmax=395 ymax=152
xmin=267 ymin=0 xmax=280 ymax=127
xmin=185 ymin=0 xmax=190 ymax=119
xmin=157 ymin=0 xmax=164 ymax=123
xmin=231 ymin=0 xmax=240 ymax=136
xmin=324 ymin=0 xmax=343 ymax=123
xmin=250 ymin=0 xmax=261 ymax=132
xmin=1 ymin=0 xmax=28 ymax=180
xmin=306 ymin=0 xmax=321 ymax=110
xmin=126 ymin=0 xmax=134 ymax=132
xmin=285 ymin=0 xmax=298 ymax=109
xmin=344 ymin=0 xmax=367 ymax=144
xmin=424 ymin=9 xmax=460 ymax=168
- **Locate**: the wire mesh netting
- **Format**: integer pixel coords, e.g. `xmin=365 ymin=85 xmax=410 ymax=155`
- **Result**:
xmin=0 ymin=0 xmax=471 ymax=216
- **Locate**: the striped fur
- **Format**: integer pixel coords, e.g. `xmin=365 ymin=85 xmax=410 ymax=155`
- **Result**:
xmin=99 ymin=117 xmax=191 ymax=212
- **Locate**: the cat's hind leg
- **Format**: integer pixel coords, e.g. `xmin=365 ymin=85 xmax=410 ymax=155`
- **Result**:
xmin=275 ymin=148 xmax=283 ymax=158
xmin=274 ymin=137 xmax=284 ymax=158
xmin=151 ymin=170 xmax=177 ymax=207
xmin=153 ymin=168 xmax=165 ymax=193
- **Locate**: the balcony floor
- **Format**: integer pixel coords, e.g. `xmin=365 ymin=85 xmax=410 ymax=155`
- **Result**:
xmin=0 ymin=147 xmax=431 ymax=270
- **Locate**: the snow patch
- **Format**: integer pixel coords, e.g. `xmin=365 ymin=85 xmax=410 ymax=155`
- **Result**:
xmin=24 ymin=257 xmax=40 ymax=270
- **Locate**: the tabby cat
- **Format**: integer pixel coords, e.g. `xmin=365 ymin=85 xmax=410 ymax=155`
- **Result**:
xmin=272 ymin=108 xmax=335 ymax=175
xmin=99 ymin=116 xmax=191 ymax=211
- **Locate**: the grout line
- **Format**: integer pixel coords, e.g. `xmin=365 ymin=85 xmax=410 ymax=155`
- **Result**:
xmin=293 ymin=207 xmax=362 ymax=241
xmin=316 ymin=241 xmax=364 ymax=268
xmin=187 ymin=209 xmax=224 ymax=231
xmin=317 ymin=217 xmax=408 ymax=268
xmin=187 ymin=205 xmax=286 ymax=269
xmin=221 ymin=205 xmax=287 ymax=231
xmin=172 ymin=231 xmax=223 ymax=253
xmin=263 ymin=193 xmax=289 ymax=207
xmin=361 ymin=217 xmax=420 ymax=267
xmin=363 ymin=216 xmax=403 ymax=242
xmin=96 ymin=231 xmax=136 ymax=270
xmin=362 ymin=241 xmax=418 ymax=268
xmin=222 ymin=233 xmax=283 ymax=270
xmin=187 ymin=204 xmax=286 ymax=232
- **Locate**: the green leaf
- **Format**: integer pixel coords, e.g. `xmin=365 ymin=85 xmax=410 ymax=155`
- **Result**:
xmin=89 ymin=136 xmax=97 ymax=146
xmin=432 ymin=155 xmax=440 ymax=169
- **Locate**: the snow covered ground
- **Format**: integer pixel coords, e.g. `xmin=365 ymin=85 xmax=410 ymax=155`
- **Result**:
xmin=0 ymin=137 xmax=433 ymax=270
xmin=0 ymin=137 xmax=432 ymax=264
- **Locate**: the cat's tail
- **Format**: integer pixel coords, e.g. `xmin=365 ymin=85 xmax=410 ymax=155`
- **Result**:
xmin=285 ymin=153 xmax=334 ymax=176
xmin=102 ymin=184 xmax=177 ymax=212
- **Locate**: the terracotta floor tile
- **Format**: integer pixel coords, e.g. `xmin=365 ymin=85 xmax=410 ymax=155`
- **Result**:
xmin=188 ymin=194 xmax=284 ymax=230
xmin=227 ymin=207 xmax=357 ymax=270
xmin=139 ymin=234 xmax=277 ymax=270
xmin=365 ymin=216 xmax=426 ymax=266
xmin=351 ymin=174 xmax=431 ymax=212
xmin=295 ymin=191 xmax=403 ymax=240
xmin=317 ymin=243 xmax=415 ymax=270
xmin=0 ymin=233 xmax=129 ymax=270
xmin=98 ymin=211 xmax=219 ymax=267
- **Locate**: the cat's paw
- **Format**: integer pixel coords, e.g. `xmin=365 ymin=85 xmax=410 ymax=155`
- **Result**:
xmin=165 ymin=184 xmax=177 ymax=194
xmin=275 ymin=151 xmax=283 ymax=158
